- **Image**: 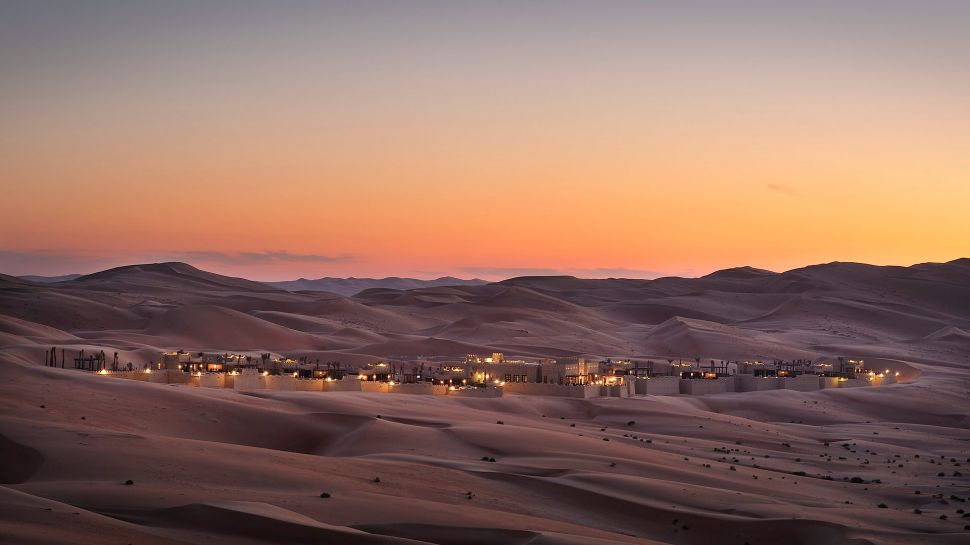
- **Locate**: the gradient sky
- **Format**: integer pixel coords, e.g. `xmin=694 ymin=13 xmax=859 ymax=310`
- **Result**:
xmin=1 ymin=1 xmax=968 ymax=281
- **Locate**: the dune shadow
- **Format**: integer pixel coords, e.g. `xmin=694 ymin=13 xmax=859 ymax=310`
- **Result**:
xmin=0 ymin=434 xmax=44 ymax=484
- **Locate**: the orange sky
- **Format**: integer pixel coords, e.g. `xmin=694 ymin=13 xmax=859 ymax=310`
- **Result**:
xmin=1 ymin=2 xmax=968 ymax=280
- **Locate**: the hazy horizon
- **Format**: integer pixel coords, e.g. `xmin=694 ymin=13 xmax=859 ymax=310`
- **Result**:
xmin=6 ymin=254 xmax=968 ymax=283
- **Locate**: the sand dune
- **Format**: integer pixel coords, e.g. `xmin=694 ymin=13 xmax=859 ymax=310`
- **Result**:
xmin=146 ymin=304 xmax=328 ymax=350
xmin=2 ymin=259 xmax=969 ymax=544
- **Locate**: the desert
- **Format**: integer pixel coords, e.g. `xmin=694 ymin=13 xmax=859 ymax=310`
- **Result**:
xmin=4 ymin=2 xmax=970 ymax=543
xmin=2 ymin=259 xmax=969 ymax=545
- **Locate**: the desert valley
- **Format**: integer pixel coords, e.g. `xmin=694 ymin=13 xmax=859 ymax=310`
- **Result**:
xmin=1 ymin=259 xmax=969 ymax=545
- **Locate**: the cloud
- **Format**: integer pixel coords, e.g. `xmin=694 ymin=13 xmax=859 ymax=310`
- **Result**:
xmin=180 ymin=250 xmax=353 ymax=265
xmin=767 ymin=183 xmax=798 ymax=196
xmin=461 ymin=266 xmax=675 ymax=280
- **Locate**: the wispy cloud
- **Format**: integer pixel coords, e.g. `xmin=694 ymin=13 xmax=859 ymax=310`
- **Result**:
xmin=181 ymin=250 xmax=353 ymax=265
xmin=767 ymin=183 xmax=798 ymax=197
xmin=461 ymin=266 xmax=676 ymax=280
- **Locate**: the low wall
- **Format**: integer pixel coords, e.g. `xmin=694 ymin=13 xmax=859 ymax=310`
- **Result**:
xmin=636 ymin=376 xmax=680 ymax=395
xmin=738 ymin=375 xmax=782 ymax=392
xmin=779 ymin=375 xmax=820 ymax=392
xmin=387 ymin=383 xmax=437 ymax=395
xmin=361 ymin=381 xmax=392 ymax=393
xmin=99 ymin=371 xmax=152 ymax=382
xmin=321 ymin=379 xmax=362 ymax=392
xmin=838 ymin=378 xmax=866 ymax=388
xmin=600 ymin=384 xmax=629 ymax=397
xmin=679 ymin=379 xmax=730 ymax=395
xmin=292 ymin=379 xmax=323 ymax=392
xmin=264 ymin=375 xmax=298 ymax=390
xmin=234 ymin=372 xmax=266 ymax=391
xmin=447 ymin=387 xmax=503 ymax=398
xmin=819 ymin=377 xmax=840 ymax=389
xmin=502 ymin=382 xmax=599 ymax=398
xmin=147 ymin=370 xmax=193 ymax=385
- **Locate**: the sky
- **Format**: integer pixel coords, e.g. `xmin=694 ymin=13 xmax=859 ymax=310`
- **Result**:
xmin=1 ymin=1 xmax=968 ymax=281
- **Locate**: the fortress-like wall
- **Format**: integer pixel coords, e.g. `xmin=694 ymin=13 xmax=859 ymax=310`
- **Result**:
xmin=779 ymin=375 xmax=820 ymax=391
xmin=738 ymin=375 xmax=782 ymax=392
xmin=680 ymin=378 xmax=730 ymax=395
xmin=199 ymin=373 xmax=226 ymax=388
xmin=819 ymin=377 xmax=840 ymax=389
xmin=447 ymin=386 xmax=503 ymax=398
xmin=233 ymin=371 xmax=266 ymax=391
xmin=388 ymin=383 xmax=439 ymax=395
xmin=147 ymin=369 xmax=192 ymax=385
xmin=635 ymin=376 xmax=680 ymax=395
xmin=91 ymin=368 xmax=881 ymax=398
xmin=600 ymin=384 xmax=629 ymax=397
xmin=501 ymin=383 xmax=598 ymax=398
xmin=321 ymin=379 xmax=362 ymax=392
xmin=100 ymin=371 xmax=151 ymax=382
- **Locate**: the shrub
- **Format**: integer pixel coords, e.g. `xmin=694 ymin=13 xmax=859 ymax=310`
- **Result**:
xmin=319 ymin=492 xmax=331 ymax=498
xmin=878 ymin=503 xmax=888 ymax=509
xmin=124 ymin=480 xmax=134 ymax=486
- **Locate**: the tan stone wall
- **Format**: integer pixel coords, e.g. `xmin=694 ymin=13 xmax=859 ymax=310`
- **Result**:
xmin=321 ymin=379 xmax=363 ymax=392
xmin=501 ymin=383 xmax=599 ymax=398
xmin=679 ymin=379 xmax=729 ymax=395
xmin=738 ymin=375 xmax=782 ymax=392
xmin=447 ymin=386 xmax=503 ymax=398
xmin=779 ymin=375 xmax=820 ymax=391
xmin=636 ymin=376 xmax=680 ymax=395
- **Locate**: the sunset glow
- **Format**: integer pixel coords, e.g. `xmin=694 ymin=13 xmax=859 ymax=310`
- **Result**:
xmin=2 ymin=1 xmax=968 ymax=280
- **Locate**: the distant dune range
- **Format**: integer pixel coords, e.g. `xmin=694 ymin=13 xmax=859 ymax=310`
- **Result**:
xmin=268 ymin=275 xmax=488 ymax=296
xmin=3 ymin=259 xmax=970 ymax=361
xmin=2 ymin=259 xmax=969 ymax=544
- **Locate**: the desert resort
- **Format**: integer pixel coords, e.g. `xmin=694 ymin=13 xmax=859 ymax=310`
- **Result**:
xmin=45 ymin=348 xmax=901 ymax=398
